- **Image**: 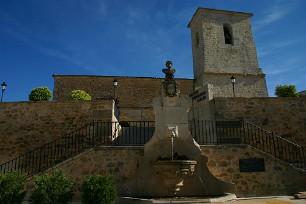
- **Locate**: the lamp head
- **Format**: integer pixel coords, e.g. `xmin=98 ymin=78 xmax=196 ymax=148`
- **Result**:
xmin=113 ymin=79 xmax=118 ymax=86
xmin=1 ymin=82 xmax=7 ymax=91
xmin=230 ymin=76 xmax=236 ymax=83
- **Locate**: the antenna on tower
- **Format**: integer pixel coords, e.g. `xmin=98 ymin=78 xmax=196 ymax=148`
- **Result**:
xmin=212 ymin=0 xmax=216 ymax=9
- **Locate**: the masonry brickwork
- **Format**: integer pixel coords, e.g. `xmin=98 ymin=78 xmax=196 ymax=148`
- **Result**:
xmin=24 ymin=145 xmax=306 ymax=198
xmin=53 ymin=75 xmax=194 ymax=107
xmin=0 ymin=101 xmax=115 ymax=164
xmin=188 ymin=8 xmax=268 ymax=97
xmin=213 ymin=97 xmax=306 ymax=147
xmin=203 ymin=145 xmax=306 ymax=197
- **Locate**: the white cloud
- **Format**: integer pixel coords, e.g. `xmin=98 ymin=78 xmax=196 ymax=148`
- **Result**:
xmin=257 ymin=38 xmax=301 ymax=57
xmin=253 ymin=0 xmax=298 ymax=31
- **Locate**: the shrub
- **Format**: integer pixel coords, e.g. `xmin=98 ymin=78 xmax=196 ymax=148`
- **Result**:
xmin=275 ymin=84 xmax=299 ymax=97
xmin=69 ymin=90 xmax=91 ymax=101
xmin=29 ymin=170 xmax=74 ymax=204
xmin=0 ymin=171 xmax=26 ymax=204
xmin=29 ymin=86 xmax=52 ymax=101
xmin=82 ymin=174 xmax=117 ymax=204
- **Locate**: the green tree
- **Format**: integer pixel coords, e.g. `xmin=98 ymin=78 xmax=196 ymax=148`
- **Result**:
xmin=0 ymin=171 xmax=26 ymax=204
xmin=275 ymin=85 xmax=299 ymax=97
xmin=29 ymin=86 xmax=52 ymax=101
xmin=29 ymin=170 xmax=74 ymax=204
xmin=82 ymin=174 xmax=117 ymax=204
xmin=69 ymin=90 xmax=91 ymax=101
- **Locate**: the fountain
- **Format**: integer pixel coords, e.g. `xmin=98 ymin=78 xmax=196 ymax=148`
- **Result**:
xmin=118 ymin=61 xmax=236 ymax=203
xmin=154 ymin=125 xmax=197 ymax=195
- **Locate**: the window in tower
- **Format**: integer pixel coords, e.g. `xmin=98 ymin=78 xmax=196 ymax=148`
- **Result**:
xmin=194 ymin=32 xmax=200 ymax=48
xmin=223 ymin=25 xmax=233 ymax=45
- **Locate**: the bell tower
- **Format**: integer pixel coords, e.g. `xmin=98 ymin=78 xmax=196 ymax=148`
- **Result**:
xmin=188 ymin=8 xmax=268 ymax=97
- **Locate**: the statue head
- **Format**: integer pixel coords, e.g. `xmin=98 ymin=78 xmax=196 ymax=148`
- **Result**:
xmin=166 ymin=61 xmax=172 ymax=69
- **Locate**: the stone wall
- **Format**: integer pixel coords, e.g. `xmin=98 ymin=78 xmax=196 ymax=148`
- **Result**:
xmin=203 ymin=145 xmax=306 ymax=197
xmin=53 ymin=75 xmax=193 ymax=121
xmin=213 ymin=97 xmax=306 ymax=147
xmin=53 ymin=75 xmax=194 ymax=107
xmin=24 ymin=145 xmax=306 ymax=199
xmin=0 ymin=101 xmax=115 ymax=164
xmin=201 ymin=73 xmax=268 ymax=98
xmin=188 ymin=8 xmax=268 ymax=98
xmin=189 ymin=8 xmax=260 ymax=77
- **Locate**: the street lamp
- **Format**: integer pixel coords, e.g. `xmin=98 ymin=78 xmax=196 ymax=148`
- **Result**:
xmin=230 ymin=76 xmax=235 ymax=97
xmin=1 ymin=82 xmax=7 ymax=102
xmin=113 ymin=79 xmax=118 ymax=104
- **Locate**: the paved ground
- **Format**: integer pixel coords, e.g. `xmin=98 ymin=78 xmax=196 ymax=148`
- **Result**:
xmin=219 ymin=196 xmax=306 ymax=204
xmin=23 ymin=196 xmax=306 ymax=203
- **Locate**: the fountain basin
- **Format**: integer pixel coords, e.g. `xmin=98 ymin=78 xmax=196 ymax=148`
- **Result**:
xmin=154 ymin=160 xmax=197 ymax=195
xmin=155 ymin=160 xmax=197 ymax=177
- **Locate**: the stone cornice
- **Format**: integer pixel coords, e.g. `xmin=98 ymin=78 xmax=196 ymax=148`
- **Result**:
xmin=203 ymin=72 xmax=266 ymax=77
xmin=188 ymin=7 xmax=253 ymax=28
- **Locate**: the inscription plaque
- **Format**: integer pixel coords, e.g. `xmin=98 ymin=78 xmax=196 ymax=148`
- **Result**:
xmin=239 ymin=158 xmax=265 ymax=172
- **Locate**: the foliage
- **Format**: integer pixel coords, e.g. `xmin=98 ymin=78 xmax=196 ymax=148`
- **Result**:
xmin=28 ymin=86 xmax=52 ymax=101
xmin=69 ymin=90 xmax=91 ymax=101
xmin=0 ymin=171 xmax=26 ymax=204
xmin=82 ymin=174 xmax=117 ymax=204
xmin=275 ymin=85 xmax=299 ymax=97
xmin=29 ymin=170 xmax=74 ymax=204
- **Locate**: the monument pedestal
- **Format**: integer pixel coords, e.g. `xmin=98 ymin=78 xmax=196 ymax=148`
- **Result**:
xmin=126 ymin=95 xmax=235 ymax=197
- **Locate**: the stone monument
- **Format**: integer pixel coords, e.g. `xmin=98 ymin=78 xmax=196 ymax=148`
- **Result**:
xmin=120 ymin=61 xmax=235 ymax=201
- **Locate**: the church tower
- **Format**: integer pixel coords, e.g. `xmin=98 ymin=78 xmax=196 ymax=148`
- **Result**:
xmin=188 ymin=8 xmax=268 ymax=97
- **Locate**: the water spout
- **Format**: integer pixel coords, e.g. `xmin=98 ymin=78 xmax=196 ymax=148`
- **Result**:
xmin=171 ymin=137 xmax=174 ymax=160
xmin=167 ymin=125 xmax=178 ymax=160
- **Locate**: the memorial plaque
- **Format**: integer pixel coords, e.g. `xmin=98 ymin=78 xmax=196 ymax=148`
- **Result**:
xmin=239 ymin=158 xmax=265 ymax=172
xmin=189 ymin=90 xmax=199 ymax=98
xmin=197 ymin=96 xmax=206 ymax=102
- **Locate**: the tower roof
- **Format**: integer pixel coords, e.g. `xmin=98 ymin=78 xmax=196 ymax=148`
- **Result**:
xmin=187 ymin=7 xmax=253 ymax=28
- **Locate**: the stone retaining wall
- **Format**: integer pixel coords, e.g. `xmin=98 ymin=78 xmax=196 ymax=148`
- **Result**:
xmin=213 ymin=97 xmax=306 ymax=147
xmin=0 ymin=101 xmax=115 ymax=164
xmin=203 ymin=145 xmax=306 ymax=197
xmin=24 ymin=145 xmax=306 ymax=199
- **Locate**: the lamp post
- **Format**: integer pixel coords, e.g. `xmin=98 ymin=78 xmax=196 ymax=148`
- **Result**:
xmin=113 ymin=79 xmax=118 ymax=104
xmin=1 ymin=82 xmax=7 ymax=102
xmin=230 ymin=76 xmax=235 ymax=97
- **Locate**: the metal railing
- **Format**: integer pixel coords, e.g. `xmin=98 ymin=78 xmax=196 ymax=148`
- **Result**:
xmin=112 ymin=121 xmax=155 ymax=146
xmin=189 ymin=120 xmax=306 ymax=170
xmin=0 ymin=121 xmax=155 ymax=177
xmin=1 ymin=119 xmax=304 ymax=176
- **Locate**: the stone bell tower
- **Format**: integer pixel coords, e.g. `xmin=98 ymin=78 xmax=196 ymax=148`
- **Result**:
xmin=188 ymin=8 xmax=268 ymax=97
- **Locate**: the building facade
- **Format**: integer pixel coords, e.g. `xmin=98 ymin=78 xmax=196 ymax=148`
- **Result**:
xmin=53 ymin=8 xmax=268 ymax=106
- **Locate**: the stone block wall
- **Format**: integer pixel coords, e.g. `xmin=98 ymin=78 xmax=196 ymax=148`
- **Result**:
xmin=0 ymin=101 xmax=115 ymax=164
xmin=53 ymin=75 xmax=193 ymax=121
xmin=24 ymin=145 xmax=306 ymax=199
xmin=189 ymin=9 xmax=260 ymax=76
xmin=203 ymin=145 xmax=306 ymax=197
xmin=199 ymin=73 xmax=268 ymax=98
xmin=213 ymin=97 xmax=306 ymax=147
xmin=25 ymin=146 xmax=143 ymax=200
xmin=53 ymin=75 xmax=194 ymax=107
xmin=188 ymin=8 xmax=268 ymax=98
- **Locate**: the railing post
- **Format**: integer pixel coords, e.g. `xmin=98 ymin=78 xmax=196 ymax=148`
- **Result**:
xmin=302 ymin=147 xmax=306 ymax=170
xmin=38 ymin=146 xmax=43 ymax=172
xmin=241 ymin=120 xmax=246 ymax=145
xmin=271 ymin=132 xmax=276 ymax=157
xmin=92 ymin=121 xmax=95 ymax=147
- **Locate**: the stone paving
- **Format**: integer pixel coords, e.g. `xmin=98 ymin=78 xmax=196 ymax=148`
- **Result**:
xmin=218 ymin=196 xmax=306 ymax=204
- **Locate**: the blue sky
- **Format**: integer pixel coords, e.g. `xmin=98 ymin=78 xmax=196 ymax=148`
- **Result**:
xmin=0 ymin=0 xmax=305 ymax=101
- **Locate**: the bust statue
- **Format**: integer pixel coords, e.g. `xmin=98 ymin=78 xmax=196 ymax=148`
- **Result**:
xmin=162 ymin=61 xmax=180 ymax=97
xmin=162 ymin=61 xmax=176 ymax=81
